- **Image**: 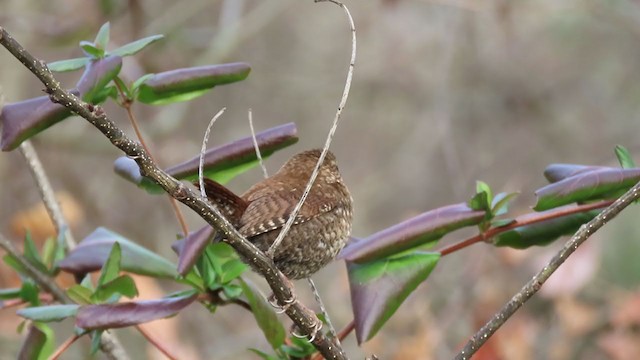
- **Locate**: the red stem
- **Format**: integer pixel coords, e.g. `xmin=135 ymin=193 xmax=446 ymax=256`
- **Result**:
xmin=49 ymin=334 xmax=81 ymax=360
xmin=438 ymin=199 xmax=614 ymax=256
xmin=135 ymin=325 xmax=179 ymax=360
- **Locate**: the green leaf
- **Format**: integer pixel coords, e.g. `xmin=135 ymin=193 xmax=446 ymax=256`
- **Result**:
xmin=97 ymin=242 xmax=122 ymax=288
xmin=41 ymin=238 xmax=56 ymax=270
xmin=20 ymin=280 xmax=40 ymax=306
xmin=491 ymin=192 xmax=519 ymax=217
xmin=615 ymin=145 xmax=636 ymax=169
xmin=17 ymin=304 xmax=79 ymax=322
xmin=94 ymin=22 xmax=110 ymax=50
xmin=283 ymin=337 xmax=315 ymax=358
xmin=80 ymin=41 xmax=104 ymax=58
xmin=222 ymin=283 xmax=243 ymax=299
xmin=348 ymin=252 xmax=440 ymax=344
xmin=67 ymin=285 xmax=94 ymax=305
xmin=17 ymin=323 xmax=55 ymax=360
xmin=109 ymin=34 xmax=164 ymax=57
xmin=131 ymin=73 xmax=154 ymax=93
xmin=136 ymin=62 xmax=250 ymax=105
xmin=476 ymin=180 xmax=493 ymax=205
xmin=48 ymin=57 xmax=89 ymax=72
xmin=3 ymin=254 xmax=27 ymax=276
xmin=93 ymin=275 xmax=138 ymax=303
xmin=23 ymin=233 xmax=49 ymax=275
xmin=0 ymin=287 xmax=21 ymax=300
xmin=58 ymin=227 xmax=178 ymax=279
xmin=90 ymin=330 xmax=104 ymax=354
xmin=220 ymin=260 xmax=248 ymax=284
xmin=248 ymin=349 xmax=281 ymax=360
xmin=494 ymin=210 xmax=601 ymax=249
xmin=112 ymin=76 xmax=131 ymax=100
xmin=239 ymin=279 xmax=286 ymax=350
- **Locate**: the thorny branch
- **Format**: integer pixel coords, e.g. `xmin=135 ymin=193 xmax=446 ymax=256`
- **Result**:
xmin=0 ymin=26 xmax=346 ymax=360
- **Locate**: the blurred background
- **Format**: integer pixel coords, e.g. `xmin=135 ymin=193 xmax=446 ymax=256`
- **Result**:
xmin=2 ymin=0 xmax=640 ymax=359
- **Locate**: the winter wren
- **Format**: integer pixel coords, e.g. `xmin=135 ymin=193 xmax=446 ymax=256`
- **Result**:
xmin=199 ymin=149 xmax=353 ymax=279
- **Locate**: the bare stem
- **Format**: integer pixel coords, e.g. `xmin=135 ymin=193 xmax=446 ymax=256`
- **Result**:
xmin=248 ymin=108 xmax=269 ymax=179
xmin=135 ymin=325 xmax=179 ymax=360
xmin=437 ymin=199 xmax=614 ymax=256
xmin=18 ymin=141 xmax=76 ymax=250
xmin=0 ymin=26 xmax=345 ymax=360
xmin=198 ymin=108 xmax=226 ymax=199
xmin=267 ymin=0 xmax=356 ymax=258
xmin=454 ymin=185 xmax=640 ymax=359
xmin=49 ymin=333 xmax=81 ymax=360
xmin=114 ymin=79 xmax=190 ymax=237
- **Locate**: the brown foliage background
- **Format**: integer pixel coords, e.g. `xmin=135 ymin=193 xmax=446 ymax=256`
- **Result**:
xmin=2 ymin=0 xmax=640 ymax=359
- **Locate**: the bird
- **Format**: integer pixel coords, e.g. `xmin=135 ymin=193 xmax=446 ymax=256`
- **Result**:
xmin=198 ymin=149 xmax=353 ymax=280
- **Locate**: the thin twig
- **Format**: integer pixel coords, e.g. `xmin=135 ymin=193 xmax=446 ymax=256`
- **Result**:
xmin=0 ymin=233 xmax=129 ymax=360
xmin=248 ymin=108 xmax=269 ymax=179
xmin=18 ymin=141 xmax=76 ymax=251
xmin=308 ymin=278 xmax=339 ymax=344
xmin=49 ymin=333 xmax=81 ymax=360
xmin=455 ymin=183 xmax=640 ymax=359
xmin=198 ymin=108 xmax=226 ymax=199
xmin=113 ymin=79 xmax=190 ymax=237
xmin=135 ymin=325 xmax=179 ymax=360
xmin=267 ymin=0 xmax=356 ymax=257
xmin=0 ymin=26 xmax=345 ymax=360
xmin=437 ymin=199 xmax=614 ymax=256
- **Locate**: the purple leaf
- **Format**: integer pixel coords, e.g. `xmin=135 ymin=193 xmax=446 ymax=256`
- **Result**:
xmin=115 ymin=122 xmax=298 ymax=192
xmin=58 ymin=227 xmax=177 ymax=278
xmin=76 ymin=294 xmax=198 ymax=330
xmin=348 ymin=252 xmax=440 ymax=344
xmin=1 ymin=56 xmax=122 ymax=151
xmin=136 ymin=62 xmax=251 ymax=104
xmin=543 ymin=164 xmax=609 ymax=183
xmin=340 ymin=203 xmax=485 ymax=263
xmin=534 ymin=167 xmax=640 ymax=211
xmin=177 ymin=225 xmax=216 ymax=275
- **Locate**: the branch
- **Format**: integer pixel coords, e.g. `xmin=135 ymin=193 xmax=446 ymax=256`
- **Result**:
xmin=18 ymin=141 xmax=76 ymax=250
xmin=0 ymin=233 xmax=129 ymax=360
xmin=454 ymin=183 xmax=640 ymax=359
xmin=437 ymin=199 xmax=615 ymax=256
xmin=267 ymin=0 xmax=356 ymax=257
xmin=0 ymin=27 xmax=346 ymax=360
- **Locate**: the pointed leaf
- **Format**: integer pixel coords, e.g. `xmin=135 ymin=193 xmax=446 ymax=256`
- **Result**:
xmin=115 ymin=122 xmax=298 ymax=192
xmin=136 ymin=62 xmax=250 ymax=105
xmin=97 ymin=242 xmax=121 ymax=287
xmin=491 ymin=192 xmax=519 ymax=216
xmin=615 ymin=145 xmax=636 ymax=169
xmin=93 ymin=274 xmax=138 ymax=302
xmin=80 ymin=41 xmax=104 ymax=58
xmin=220 ymin=260 xmax=248 ymax=284
xmin=18 ymin=323 xmax=54 ymax=360
xmin=58 ymin=227 xmax=177 ymax=278
xmin=67 ymin=285 xmax=94 ymax=305
xmin=77 ymin=55 xmax=122 ymax=104
xmin=17 ymin=304 xmax=79 ymax=322
xmin=239 ymin=279 xmax=286 ymax=350
xmin=76 ymin=293 xmax=197 ymax=329
xmin=110 ymin=34 xmax=164 ymax=57
xmin=177 ymin=225 xmax=216 ymax=275
xmin=90 ymin=330 xmax=103 ymax=354
xmin=340 ymin=203 xmax=484 ymax=263
xmin=534 ymin=167 xmax=640 ymax=211
xmin=543 ymin=164 xmax=609 ymax=183
xmin=94 ymin=22 xmax=110 ymax=50
xmin=493 ymin=209 xmax=601 ymax=249
xmin=1 ymin=56 xmax=121 ymax=151
xmin=348 ymin=252 xmax=440 ymax=344
xmin=48 ymin=57 xmax=89 ymax=72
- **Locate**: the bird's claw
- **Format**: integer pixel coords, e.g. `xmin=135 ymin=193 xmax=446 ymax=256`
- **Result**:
xmin=268 ymin=293 xmax=297 ymax=314
xmin=291 ymin=315 xmax=323 ymax=342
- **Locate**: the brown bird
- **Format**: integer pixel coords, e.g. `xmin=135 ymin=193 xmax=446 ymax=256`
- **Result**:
xmin=198 ymin=149 xmax=353 ymax=280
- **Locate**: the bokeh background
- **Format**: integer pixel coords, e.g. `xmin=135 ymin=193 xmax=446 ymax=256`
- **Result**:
xmin=2 ymin=0 xmax=640 ymax=359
